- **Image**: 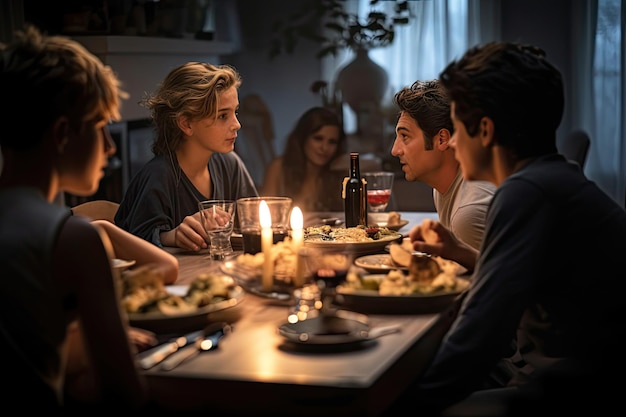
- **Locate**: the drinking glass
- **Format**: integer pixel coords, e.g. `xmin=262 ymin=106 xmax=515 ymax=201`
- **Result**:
xmin=198 ymin=200 xmax=236 ymax=261
xmin=236 ymin=197 xmax=292 ymax=255
xmin=300 ymin=247 xmax=354 ymax=316
xmin=364 ymin=171 xmax=395 ymax=212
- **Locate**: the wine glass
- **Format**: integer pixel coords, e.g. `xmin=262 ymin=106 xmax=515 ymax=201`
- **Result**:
xmin=198 ymin=200 xmax=236 ymax=261
xmin=364 ymin=171 xmax=395 ymax=212
xmin=300 ymin=247 xmax=354 ymax=316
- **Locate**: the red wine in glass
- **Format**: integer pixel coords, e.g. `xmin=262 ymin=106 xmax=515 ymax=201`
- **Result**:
xmin=367 ymin=189 xmax=391 ymax=212
xmin=242 ymin=230 xmax=287 ymax=254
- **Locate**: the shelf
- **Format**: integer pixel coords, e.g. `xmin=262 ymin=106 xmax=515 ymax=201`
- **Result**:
xmin=70 ymin=35 xmax=235 ymax=121
xmin=73 ymin=35 xmax=235 ymax=56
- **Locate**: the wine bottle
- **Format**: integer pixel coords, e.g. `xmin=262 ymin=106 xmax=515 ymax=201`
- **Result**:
xmin=343 ymin=152 xmax=367 ymax=227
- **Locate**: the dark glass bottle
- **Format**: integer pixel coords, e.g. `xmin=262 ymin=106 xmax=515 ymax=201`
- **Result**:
xmin=343 ymin=152 xmax=367 ymax=227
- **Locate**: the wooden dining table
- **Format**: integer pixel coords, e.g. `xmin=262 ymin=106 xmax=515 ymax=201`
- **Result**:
xmin=141 ymin=211 xmax=454 ymax=416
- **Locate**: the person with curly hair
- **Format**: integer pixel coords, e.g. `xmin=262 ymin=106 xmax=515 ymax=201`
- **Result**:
xmin=392 ymin=79 xmax=495 ymax=251
xmin=115 ymin=62 xmax=258 ymax=251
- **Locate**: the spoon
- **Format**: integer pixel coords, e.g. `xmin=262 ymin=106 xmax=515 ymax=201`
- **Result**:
xmin=160 ymin=322 xmax=232 ymax=371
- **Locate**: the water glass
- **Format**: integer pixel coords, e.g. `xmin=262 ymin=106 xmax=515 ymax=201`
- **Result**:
xmin=198 ymin=200 xmax=236 ymax=260
xmin=364 ymin=171 xmax=395 ymax=212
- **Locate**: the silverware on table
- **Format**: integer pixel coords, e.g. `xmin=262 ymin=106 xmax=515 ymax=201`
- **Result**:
xmin=137 ymin=329 xmax=204 ymax=370
xmin=160 ymin=322 xmax=232 ymax=371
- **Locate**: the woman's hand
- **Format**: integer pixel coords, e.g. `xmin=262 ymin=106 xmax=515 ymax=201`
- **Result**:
xmin=408 ymin=219 xmax=478 ymax=272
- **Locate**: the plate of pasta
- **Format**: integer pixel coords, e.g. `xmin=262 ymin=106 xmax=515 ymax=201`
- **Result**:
xmin=303 ymin=225 xmax=402 ymax=255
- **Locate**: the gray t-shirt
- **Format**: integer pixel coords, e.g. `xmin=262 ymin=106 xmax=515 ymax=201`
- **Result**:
xmin=433 ymin=169 xmax=495 ymax=250
xmin=115 ymin=152 xmax=258 ymax=246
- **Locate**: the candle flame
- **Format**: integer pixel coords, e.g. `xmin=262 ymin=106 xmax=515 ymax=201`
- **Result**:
xmin=260 ymin=200 xmax=271 ymax=228
xmin=290 ymin=206 xmax=303 ymax=229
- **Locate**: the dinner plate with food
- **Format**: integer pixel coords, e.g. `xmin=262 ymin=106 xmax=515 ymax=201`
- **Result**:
xmin=121 ymin=265 xmax=244 ymax=333
xmin=303 ymin=224 xmax=402 ymax=256
xmin=336 ymin=243 xmax=470 ymax=314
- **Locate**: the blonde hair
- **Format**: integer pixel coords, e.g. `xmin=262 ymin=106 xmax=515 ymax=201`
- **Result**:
xmin=142 ymin=62 xmax=242 ymax=155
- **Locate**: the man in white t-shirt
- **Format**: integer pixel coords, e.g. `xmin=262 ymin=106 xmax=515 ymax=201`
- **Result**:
xmin=391 ymin=79 xmax=495 ymax=250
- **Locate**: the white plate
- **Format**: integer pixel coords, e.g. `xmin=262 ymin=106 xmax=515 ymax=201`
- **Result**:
xmin=353 ymin=254 xmax=407 ymax=274
xmin=382 ymin=220 xmax=409 ymax=232
xmin=368 ymin=213 xmax=410 ymax=232
xmin=304 ymin=231 xmax=402 ymax=256
xmin=128 ymin=276 xmax=244 ymax=332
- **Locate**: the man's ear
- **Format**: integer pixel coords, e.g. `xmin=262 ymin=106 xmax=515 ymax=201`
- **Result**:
xmin=479 ymin=117 xmax=495 ymax=147
xmin=436 ymin=129 xmax=451 ymax=150
xmin=51 ymin=117 xmax=70 ymax=154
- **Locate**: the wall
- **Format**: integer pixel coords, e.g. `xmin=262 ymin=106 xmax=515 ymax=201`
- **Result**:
xmin=499 ymin=0 xmax=574 ymax=140
xmin=227 ymin=0 xmax=322 ymax=157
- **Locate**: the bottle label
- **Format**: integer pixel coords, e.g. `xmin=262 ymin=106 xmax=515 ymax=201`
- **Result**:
xmin=341 ymin=177 xmax=349 ymax=199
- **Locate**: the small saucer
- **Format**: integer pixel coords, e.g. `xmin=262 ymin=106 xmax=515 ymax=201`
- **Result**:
xmin=278 ymin=314 xmax=370 ymax=345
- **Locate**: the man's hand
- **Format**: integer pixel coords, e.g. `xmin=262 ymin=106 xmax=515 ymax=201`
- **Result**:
xmin=408 ymin=219 xmax=478 ymax=272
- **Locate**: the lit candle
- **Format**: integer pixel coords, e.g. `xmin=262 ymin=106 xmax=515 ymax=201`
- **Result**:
xmin=290 ymin=206 xmax=305 ymax=287
xmin=260 ymin=200 xmax=273 ymax=292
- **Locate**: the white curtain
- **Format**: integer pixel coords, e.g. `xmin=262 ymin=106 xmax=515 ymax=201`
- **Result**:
xmin=323 ymin=0 xmax=499 ymax=134
xmin=572 ymin=0 xmax=625 ymax=206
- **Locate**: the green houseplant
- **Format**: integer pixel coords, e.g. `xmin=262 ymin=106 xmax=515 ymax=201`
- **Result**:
xmin=269 ymin=0 xmax=411 ymax=59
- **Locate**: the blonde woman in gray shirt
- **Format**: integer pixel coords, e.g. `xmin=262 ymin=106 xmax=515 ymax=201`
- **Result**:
xmin=391 ymin=79 xmax=494 ymax=252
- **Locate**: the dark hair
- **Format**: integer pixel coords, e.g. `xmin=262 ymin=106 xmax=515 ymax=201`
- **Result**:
xmin=282 ymin=107 xmax=347 ymax=206
xmin=0 ymin=25 xmax=126 ymax=151
xmin=142 ymin=62 xmax=242 ymax=155
xmin=439 ymin=41 xmax=563 ymax=159
xmin=393 ymin=79 xmax=453 ymax=150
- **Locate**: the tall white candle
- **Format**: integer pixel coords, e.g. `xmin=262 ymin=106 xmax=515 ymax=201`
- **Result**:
xmin=260 ymin=200 xmax=273 ymax=292
xmin=290 ymin=206 xmax=305 ymax=287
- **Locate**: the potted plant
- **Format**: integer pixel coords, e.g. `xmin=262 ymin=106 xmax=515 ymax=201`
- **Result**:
xmin=269 ymin=0 xmax=411 ymax=59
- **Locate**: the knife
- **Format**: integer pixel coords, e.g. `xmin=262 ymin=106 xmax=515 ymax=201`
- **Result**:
xmin=137 ymin=329 xmax=204 ymax=370
xmin=160 ymin=322 xmax=232 ymax=371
